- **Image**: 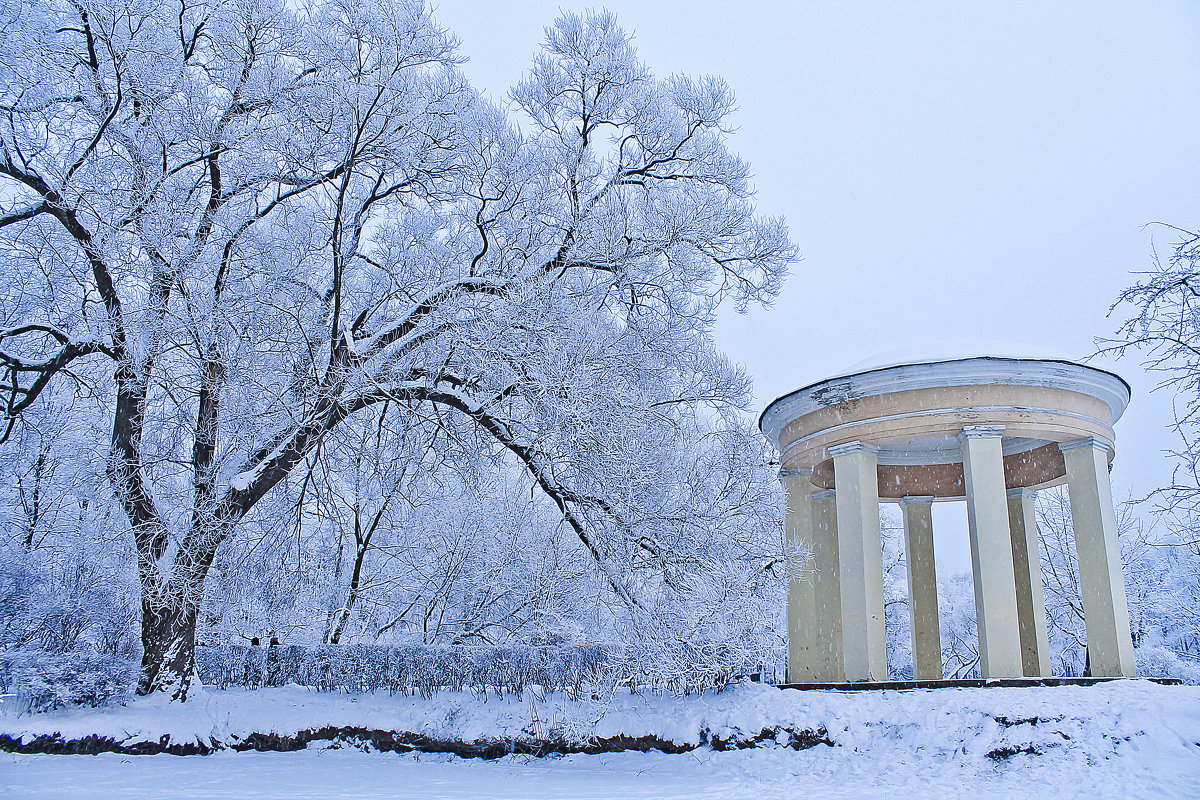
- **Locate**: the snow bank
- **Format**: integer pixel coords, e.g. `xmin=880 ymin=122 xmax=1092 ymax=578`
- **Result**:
xmin=0 ymin=680 xmax=1195 ymax=759
xmin=1 ymin=681 xmax=1197 ymax=799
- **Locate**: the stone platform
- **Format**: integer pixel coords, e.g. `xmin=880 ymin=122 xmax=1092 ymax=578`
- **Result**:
xmin=775 ymin=676 xmax=1181 ymax=691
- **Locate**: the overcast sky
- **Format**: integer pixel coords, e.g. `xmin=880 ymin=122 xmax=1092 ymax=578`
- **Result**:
xmin=432 ymin=0 xmax=1200 ymax=569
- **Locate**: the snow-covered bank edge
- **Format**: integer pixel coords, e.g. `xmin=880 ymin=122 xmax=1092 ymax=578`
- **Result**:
xmin=0 ymin=722 xmax=833 ymax=759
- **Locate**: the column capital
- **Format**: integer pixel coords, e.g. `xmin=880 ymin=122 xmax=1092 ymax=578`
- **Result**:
xmin=829 ymin=440 xmax=879 ymax=457
xmin=899 ymin=495 xmax=935 ymax=507
xmin=957 ymin=425 xmax=1005 ymax=442
xmin=1007 ymin=487 xmax=1037 ymax=500
xmin=811 ymin=488 xmax=836 ymax=500
xmin=779 ymin=467 xmax=814 ymax=479
xmin=1058 ymin=436 xmax=1113 ymax=454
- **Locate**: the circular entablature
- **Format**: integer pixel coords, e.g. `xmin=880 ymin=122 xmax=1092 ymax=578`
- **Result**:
xmin=760 ymin=348 xmax=1129 ymax=497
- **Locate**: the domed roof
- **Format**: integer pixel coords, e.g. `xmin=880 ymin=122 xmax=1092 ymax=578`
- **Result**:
xmin=843 ymin=339 xmax=1076 ymax=374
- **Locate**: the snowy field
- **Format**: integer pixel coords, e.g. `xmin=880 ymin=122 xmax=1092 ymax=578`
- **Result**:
xmin=5 ymin=743 xmax=1193 ymax=800
xmin=2 ymin=680 xmax=1198 ymax=799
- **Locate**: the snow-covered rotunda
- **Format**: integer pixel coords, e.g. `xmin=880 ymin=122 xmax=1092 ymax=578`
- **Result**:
xmin=760 ymin=346 xmax=1136 ymax=683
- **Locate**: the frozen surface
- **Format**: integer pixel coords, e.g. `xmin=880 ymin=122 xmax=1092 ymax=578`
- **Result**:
xmin=1 ymin=681 xmax=1198 ymax=799
xmin=0 ymin=743 xmax=1193 ymax=800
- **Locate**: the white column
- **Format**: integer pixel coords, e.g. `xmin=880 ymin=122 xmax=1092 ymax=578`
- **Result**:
xmin=959 ymin=425 xmax=1024 ymax=679
xmin=900 ymin=496 xmax=942 ymax=681
xmin=811 ymin=489 xmax=844 ymax=682
xmin=830 ymin=441 xmax=887 ymax=682
xmin=1060 ymin=437 xmax=1137 ymax=678
xmin=781 ymin=469 xmax=818 ymax=683
xmin=1006 ymin=488 xmax=1052 ymax=677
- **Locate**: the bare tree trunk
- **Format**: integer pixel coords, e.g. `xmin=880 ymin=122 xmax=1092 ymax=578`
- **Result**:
xmin=133 ymin=512 xmax=233 ymax=699
xmin=137 ymin=590 xmax=200 ymax=700
xmin=330 ymin=506 xmax=376 ymax=645
xmin=330 ymin=544 xmax=367 ymax=645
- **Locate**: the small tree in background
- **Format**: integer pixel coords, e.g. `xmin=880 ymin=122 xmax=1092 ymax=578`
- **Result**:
xmin=1107 ymin=225 xmax=1200 ymax=525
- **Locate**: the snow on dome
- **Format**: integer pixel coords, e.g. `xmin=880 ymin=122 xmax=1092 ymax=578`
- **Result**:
xmin=844 ymin=339 xmax=1077 ymax=375
xmin=758 ymin=339 xmax=1132 ymax=443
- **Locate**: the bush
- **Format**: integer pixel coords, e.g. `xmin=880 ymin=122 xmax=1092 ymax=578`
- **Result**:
xmin=1135 ymin=645 xmax=1200 ymax=684
xmin=195 ymin=640 xmax=773 ymax=698
xmin=0 ymin=649 xmax=136 ymax=713
xmin=0 ymin=639 xmax=766 ymax=715
xmin=195 ymin=643 xmax=623 ymax=699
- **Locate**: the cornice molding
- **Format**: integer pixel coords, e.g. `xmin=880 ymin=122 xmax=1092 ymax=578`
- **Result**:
xmin=760 ymin=357 xmax=1130 ymax=445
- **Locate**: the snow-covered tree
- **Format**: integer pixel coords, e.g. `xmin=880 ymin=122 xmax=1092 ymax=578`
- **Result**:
xmin=878 ymin=508 xmax=912 ymax=680
xmin=0 ymin=0 xmax=793 ymax=699
xmin=1108 ymin=225 xmax=1200 ymax=525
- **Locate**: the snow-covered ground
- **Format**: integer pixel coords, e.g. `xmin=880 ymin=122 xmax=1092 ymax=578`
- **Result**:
xmin=1 ymin=680 xmax=1198 ymax=799
xmin=1 ymin=742 xmax=1186 ymax=800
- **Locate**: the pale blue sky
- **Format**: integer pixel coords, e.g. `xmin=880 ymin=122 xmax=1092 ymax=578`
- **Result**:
xmin=432 ymin=0 xmax=1200 ymax=570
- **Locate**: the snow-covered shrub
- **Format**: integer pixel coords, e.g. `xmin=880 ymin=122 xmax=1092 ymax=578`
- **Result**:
xmin=194 ymin=641 xmax=776 ymax=698
xmin=0 ymin=499 xmax=137 ymax=655
xmin=195 ymin=643 xmax=624 ymax=698
xmin=1135 ymin=645 xmax=1200 ymax=684
xmin=0 ymin=649 xmax=136 ymax=713
xmin=0 ymin=419 xmax=141 ymax=714
xmin=0 ymin=529 xmax=140 ymax=713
